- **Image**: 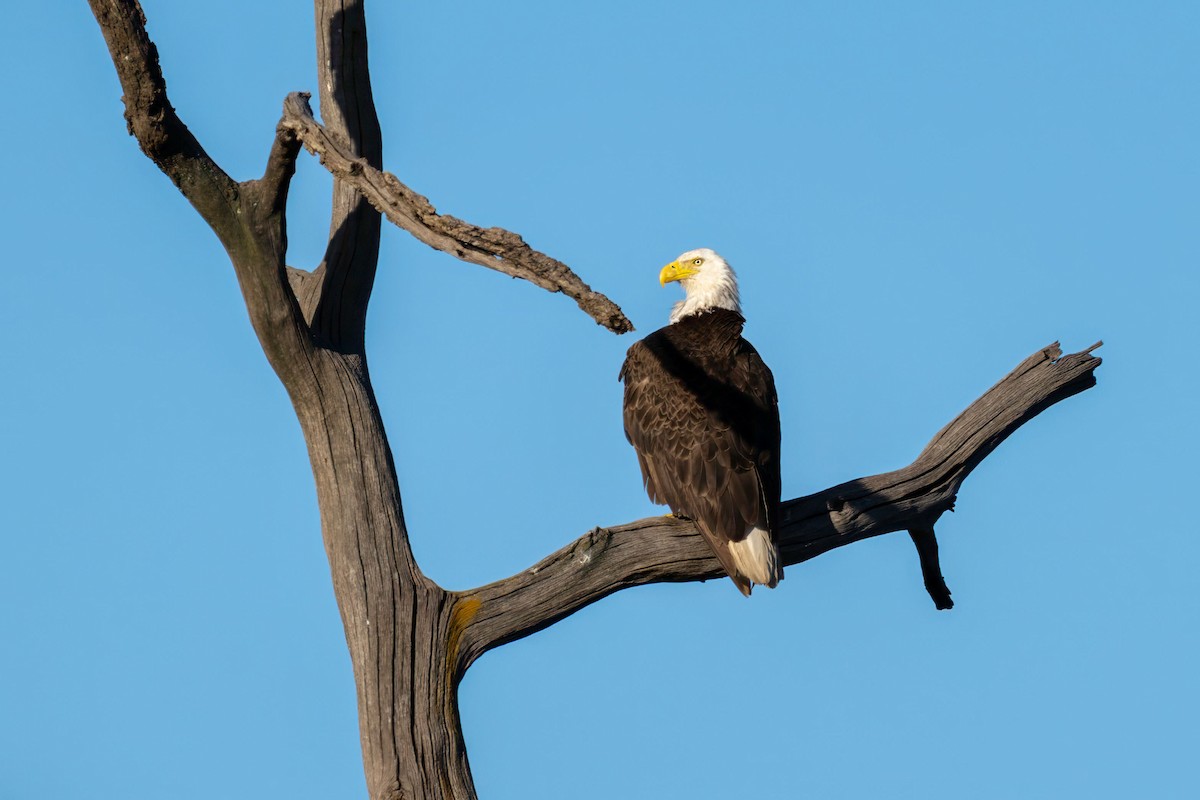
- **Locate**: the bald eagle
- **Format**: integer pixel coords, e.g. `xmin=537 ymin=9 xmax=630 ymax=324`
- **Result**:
xmin=619 ymin=248 xmax=783 ymax=595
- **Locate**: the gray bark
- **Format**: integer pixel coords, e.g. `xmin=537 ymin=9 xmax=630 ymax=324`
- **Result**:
xmin=86 ymin=2 xmax=1101 ymax=798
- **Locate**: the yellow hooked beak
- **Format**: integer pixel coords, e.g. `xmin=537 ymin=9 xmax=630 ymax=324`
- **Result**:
xmin=659 ymin=260 xmax=699 ymax=286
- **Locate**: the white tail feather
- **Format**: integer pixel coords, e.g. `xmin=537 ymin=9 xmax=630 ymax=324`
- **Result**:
xmin=727 ymin=527 xmax=783 ymax=589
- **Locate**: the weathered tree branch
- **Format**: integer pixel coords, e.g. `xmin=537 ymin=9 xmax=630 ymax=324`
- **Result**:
xmin=87 ymin=0 xmax=312 ymax=375
xmin=456 ymin=342 xmax=1102 ymax=670
xmin=280 ymin=92 xmax=634 ymax=334
xmin=909 ymin=526 xmax=953 ymax=610
xmin=86 ymin=0 xmax=239 ymax=234
xmin=305 ymin=1 xmax=384 ymax=352
xmin=254 ymin=121 xmax=303 ymax=211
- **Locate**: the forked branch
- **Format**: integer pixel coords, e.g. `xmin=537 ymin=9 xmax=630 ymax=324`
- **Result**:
xmin=454 ymin=341 xmax=1102 ymax=673
xmin=87 ymin=0 xmax=240 ymax=239
xmin=88 ymin=0 xmax=312 ymax=371
xmin=280 ymin=93 xmax=634 ymax=334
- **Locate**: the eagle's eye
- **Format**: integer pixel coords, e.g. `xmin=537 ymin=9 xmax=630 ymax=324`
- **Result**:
xmin=692 ymin=258 xmax=704 ymax=266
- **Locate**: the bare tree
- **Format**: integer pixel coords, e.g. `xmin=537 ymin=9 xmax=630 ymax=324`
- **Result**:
xmin=86 ymin=2 xmax=1101 ymax=798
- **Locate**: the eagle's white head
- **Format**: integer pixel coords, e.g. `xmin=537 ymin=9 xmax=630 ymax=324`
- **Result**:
xmin=660 ymin=247 xmax=741 ymax=324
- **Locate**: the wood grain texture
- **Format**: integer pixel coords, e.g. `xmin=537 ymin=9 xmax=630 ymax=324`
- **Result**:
xmin=305 ymin=1 xmax=383 ymax=353
xmin=295 ymin=5 xmax=475 ymax=800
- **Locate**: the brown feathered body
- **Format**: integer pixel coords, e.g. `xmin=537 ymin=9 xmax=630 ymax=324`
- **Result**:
xmin=619 ymin=308 xmax=783 ymax=595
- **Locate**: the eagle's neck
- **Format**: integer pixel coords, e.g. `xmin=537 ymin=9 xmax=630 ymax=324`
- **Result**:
xmin=669 ymin=268 xmax=741 ymax=324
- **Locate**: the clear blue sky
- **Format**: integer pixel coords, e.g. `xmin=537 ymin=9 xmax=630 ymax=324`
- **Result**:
xmin=2 ymin=1 xmax=1196 ymax=798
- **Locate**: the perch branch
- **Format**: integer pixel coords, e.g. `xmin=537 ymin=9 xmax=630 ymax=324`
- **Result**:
xmin=454 ymin=341 xmax=1101 ymax=673
xmin=280 ymin=92 xmax=634 ymax=334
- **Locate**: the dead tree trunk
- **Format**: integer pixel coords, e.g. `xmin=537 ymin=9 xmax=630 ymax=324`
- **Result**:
xmin=87 ymin=2 xmax=1101 ymax=798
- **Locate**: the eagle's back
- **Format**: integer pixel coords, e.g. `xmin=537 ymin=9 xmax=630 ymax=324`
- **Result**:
xmin=619 ymin=309 xmax=781 ymax=593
